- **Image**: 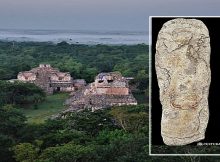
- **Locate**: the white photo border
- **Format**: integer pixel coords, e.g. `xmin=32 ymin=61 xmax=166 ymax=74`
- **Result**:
xmin=149 ymin=16 xmax=220 ymax=156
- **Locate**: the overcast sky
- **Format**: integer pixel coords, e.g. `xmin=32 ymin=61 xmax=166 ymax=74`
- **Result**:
xmin=0 ymin=0 xmax=219 ymax=31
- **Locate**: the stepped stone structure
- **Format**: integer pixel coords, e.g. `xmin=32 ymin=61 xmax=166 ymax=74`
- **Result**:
xmin=65 ymin=72 xmax=137 ymax=112
xmin=155 ymin=19 xmax=211 ymax=145
xmin=17 ymin=64 xmax=86 ymax=94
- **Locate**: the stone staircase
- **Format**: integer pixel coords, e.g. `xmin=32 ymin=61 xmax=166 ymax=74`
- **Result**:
xmin=34 ymin=71 xmax=53 ymax=94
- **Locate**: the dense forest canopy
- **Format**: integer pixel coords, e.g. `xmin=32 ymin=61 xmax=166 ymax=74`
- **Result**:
xmin=0 ymin=104 xmax=149 ymax=162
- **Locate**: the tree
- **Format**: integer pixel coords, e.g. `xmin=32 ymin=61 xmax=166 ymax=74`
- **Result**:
xmin=64 ymin=109 xmax=118 ymax=136
xmin=110 ymin=105 xmax=148 ymax=133
xmin=41 ymin=130 xmax=88 ymax=149
xmin=0 ymin=105 xmax=26 ymax=162
xmin=95 ymin=129 xmax=148 ymax=162
xmin=13 ymin=143 xmax=39 ymax=162
xmin=39 ymin=142 xmax=96 ymax=162
xmin=0 ymin=134 xmax=15 ymax=162
xmin=136 ymin=69 xmax=148 ymax=91
xmin=0 ymin=105 xmax=26 ymax=138
xmin=0 ymin=81 xmax=45 ymax=107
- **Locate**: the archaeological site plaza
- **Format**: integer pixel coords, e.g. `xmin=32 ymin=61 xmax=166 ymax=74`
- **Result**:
xmin=16 ymin=64 xmax=137 ymax=112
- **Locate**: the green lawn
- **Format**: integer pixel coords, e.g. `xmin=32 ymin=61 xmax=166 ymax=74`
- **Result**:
xmin=21 ymin=92 xmax=69 ymax=124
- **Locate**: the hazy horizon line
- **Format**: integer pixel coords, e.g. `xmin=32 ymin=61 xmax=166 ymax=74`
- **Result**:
xmin=0 ymin=28 xmax=148 ymax=33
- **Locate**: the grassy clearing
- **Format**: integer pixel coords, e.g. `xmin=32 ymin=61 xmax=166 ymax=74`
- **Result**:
xmin=21 ymin=92 xmax=69 ymax=124
xmin=21 ymin=92 xmax=146 ymax=124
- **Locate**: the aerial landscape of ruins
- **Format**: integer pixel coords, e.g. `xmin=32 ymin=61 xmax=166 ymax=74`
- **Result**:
xmin=0 ymin=40 xmax=148 ymax=161
xmin=16 ymin=64 xmax=138 ymax=113
xmin=0 ymin=0 xmax=149 ymax=158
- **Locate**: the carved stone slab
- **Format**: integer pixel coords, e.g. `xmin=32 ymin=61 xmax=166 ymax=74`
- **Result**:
xmin=155 ymin=18 xmax=211 ymax=145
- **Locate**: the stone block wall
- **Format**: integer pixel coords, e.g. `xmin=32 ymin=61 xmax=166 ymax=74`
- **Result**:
xmin=96 ymin=87 xmax=129 ymax=95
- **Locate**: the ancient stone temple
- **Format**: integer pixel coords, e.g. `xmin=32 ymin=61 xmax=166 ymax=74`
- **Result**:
xmin=17 ymin=64 xmax=86 ymax=94
xmin=65 ymin=72 xmax=137 ymax=111
xmin=94 ymin=72 xmax=129 ymax=95
xmin=155 ymin=19 xmax=211 ymax=145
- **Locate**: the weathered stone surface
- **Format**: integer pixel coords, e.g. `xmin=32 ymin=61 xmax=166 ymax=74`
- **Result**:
xmin=65 ymin=72 xmax=137 ymax=112
xmin=155 ymin=18 xmax=211 ymax=145
xmin=17 ymin=64 xmax=86 ymax=94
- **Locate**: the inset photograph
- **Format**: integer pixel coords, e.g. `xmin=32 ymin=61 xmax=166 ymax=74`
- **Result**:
xmin=150 ymin=17 xmax=220 ymax=155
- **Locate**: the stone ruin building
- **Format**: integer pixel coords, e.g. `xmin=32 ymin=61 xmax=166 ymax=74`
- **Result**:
xmin=17 ymin=65 xmax=137 ymax=112
xmin=17 ymin=64 xmax=86 ymax=94
xmin=65 ymin=72 xmax=137 ymax=112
